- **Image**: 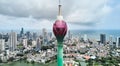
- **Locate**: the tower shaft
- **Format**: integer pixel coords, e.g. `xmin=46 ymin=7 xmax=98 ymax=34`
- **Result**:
xmin=57 ymin=42 xmax=63 ymax=66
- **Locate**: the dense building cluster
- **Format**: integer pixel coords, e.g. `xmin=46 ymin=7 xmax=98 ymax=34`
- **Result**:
xmin=0 ymin=28 xmax=120 ymax=66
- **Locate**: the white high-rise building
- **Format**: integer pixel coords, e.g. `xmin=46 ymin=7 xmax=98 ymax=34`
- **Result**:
xmin=109 ymin=35 xmax=113 ymax=45
xmin=22 ymin=39 xmax=27 ymax=48
xmin=84 ymin=34 xmax=87 ymax=42
xmin=42 ymin=28 xmax=48 ymax=45
xmin=116 ymin=37 xmax=120 ymax=48
xmin=109 ymin=35 xmax=113 ymax=42
xmin=0 ymin=39 xmax=5 ymax=51
xmin=109 ymin=35 xmax=113 ymax=50
xmin=9 ymin=31 xmax=17 ymax=51
xmin=68 ymin=30 xmax=71 ymax=39
xmin=32 ymin=40 xmax=36 ymax=47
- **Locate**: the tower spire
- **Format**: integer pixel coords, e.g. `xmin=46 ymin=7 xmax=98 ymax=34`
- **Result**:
xmin=57 ymin=0 xmax=63 ymax=20
xmin=59 ymin=0 xmax=61 ymax=5
xmin=58 ymin=0 xmax=61 ymax=16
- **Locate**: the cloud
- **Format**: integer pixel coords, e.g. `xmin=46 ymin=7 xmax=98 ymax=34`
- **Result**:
xmin=65 ymin=0 xmax=112 ymax=25
xmin=0 ymin=0 xmax=114 ymax=30
xmin=0 ymin=0 xmax=73 ymax=19
xmin=0 ymin=14 xmax=53 ymax=30
xmin=0 ymin=0 xmax=55 ymax=19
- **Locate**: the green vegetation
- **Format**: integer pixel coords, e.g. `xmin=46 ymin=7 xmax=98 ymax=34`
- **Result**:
xmin=17 ymin=43 xmax=23 ymax=48
xmin=86 ymin=57 xmax=120 ymax=66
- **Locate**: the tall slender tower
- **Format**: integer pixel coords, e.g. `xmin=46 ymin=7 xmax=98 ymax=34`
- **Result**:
xmin=53 ymin=0 xmax=67 ymax=66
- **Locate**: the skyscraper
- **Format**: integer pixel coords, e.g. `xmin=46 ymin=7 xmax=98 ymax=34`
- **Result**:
xmin=0 ymin=39 xmax=5 ymax=51
xmin=26 ymin=31 xmax=32 ymax=40
xmin=9 ymin=31 xmax=17 ymax=51
xmin=116 ymin=37 xmax=120 ymax=48
xmin=32 ymin=40 xmax=36 ymax=47
xmin=20 ymin=28 xmax=24 ymax=37
xmin=35 ymin=38 xmax=41 ymax=51
xmin=0 ymin=33 xmax=2 ymax=39
xmin=100 ymin=34 xmax=106 ymax=44
xmin=109 ymin=35 xmax=113 ymax=50
xmin=48 ymin=32 xmax=52 ymax=40
xmin=33 ymin=32 xmax=37 ymax=40
xmin=42 ymin=28 xmax=48 ymax=45
xmin=22 ymin=38 xmax=27 ymax=48
xmin=109 ymin=35 xmax=113 ymax=45
xmin=84 ymin=34 xmax=88 ymax=42
xmin=109 ymin=35 xmax=113 ymax=43
xmin=68 ymin=30 xmax=72 ymax=39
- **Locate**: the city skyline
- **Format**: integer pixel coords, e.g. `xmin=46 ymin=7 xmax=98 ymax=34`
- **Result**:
xmin=0 ymin=0 xmax=120 ymax=30
xmin=0 ymin=0 xmax=120 ymax=66
xmin=0 ymin=27 xmax=120 ymax=66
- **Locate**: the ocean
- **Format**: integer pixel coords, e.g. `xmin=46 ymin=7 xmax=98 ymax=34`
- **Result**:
xmin=71 ymin=30 xmax=120 ymax=41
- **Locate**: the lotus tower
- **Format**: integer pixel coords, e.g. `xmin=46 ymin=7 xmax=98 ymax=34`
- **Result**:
xmin=53 ymin=0 xmax=67 ymax=66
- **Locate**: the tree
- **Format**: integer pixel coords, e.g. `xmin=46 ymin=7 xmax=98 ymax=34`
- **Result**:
xmin=79 ymin=62 xmax=81 ymax=66
xmin=0 ymin=58 xmax=2 ymax=63
xmin=8 ymin=57 xmax=14 ymax=62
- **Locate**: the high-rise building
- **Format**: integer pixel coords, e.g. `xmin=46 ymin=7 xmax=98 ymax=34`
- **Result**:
xmin=22 ymin=38 xmax=27 ymax=48
xmin=0 ymin=34 xmax=2 ymax=39
xmin=109 ymin=35 xmax=113 ymax=46
xmin=84 ymin=34 xmax=88 ymax=42
xmin=109 ymin=35 xmax=113 ymax=50
xmin=42 ymin=28 xmax=47 ymax=38
xmin=109 ymin=35 xmax=113 ymax=43
xmin=8 ymin=31 xmax=17 ymax=51
xmin=35 ymin=38 xmax=41 ymax=51
xmin=48 ymin=32 xmax=52 ymax=40
xmin=100 ymin=34 xmax=106 ymax=44
xmin=68 ymin=30 xmax=72 ymax=39
xmin=26 ymin=31 xmax=32 ymax=40
xmin=116 ymin=37 xmax=120 ymax=48
xmin=33 ymin=32 xmax=37 ymax=40
xmin=32 ymin=40 xmax=36 ymax=47
xmin=0 ymin=39 xmax=5 ymax=51
xmin=20 ymin=28 xmax=24 ymax=37
xmin=42 ymin=28 xmax=48 ymax=45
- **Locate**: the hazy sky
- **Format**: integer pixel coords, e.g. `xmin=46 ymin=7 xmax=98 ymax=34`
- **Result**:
xmin=0 ymin=0 xmax=120 ymax=30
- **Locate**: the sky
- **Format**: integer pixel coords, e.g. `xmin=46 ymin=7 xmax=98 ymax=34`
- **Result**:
xmin=0 ymin=0 xmax=120 ymax=30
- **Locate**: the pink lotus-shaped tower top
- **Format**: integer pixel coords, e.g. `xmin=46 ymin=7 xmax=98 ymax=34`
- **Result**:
xmin=53 ymin=19 xmax=67 ymax=42
xmin=53 ymin=0 xmax=67 ymax=42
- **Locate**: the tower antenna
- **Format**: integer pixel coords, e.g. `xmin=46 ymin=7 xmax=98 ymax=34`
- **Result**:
xmin=58 ymin=0 xmax=62 ymax=16
xmin=59 ymin=0 xmax=61 ymax=5
xmin=57 ymin=0 xmax=63 ymax=20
